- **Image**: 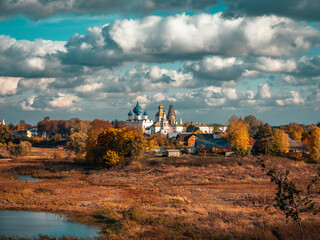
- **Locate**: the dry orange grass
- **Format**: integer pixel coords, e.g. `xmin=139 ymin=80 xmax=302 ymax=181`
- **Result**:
xmin=0 ymin=146 xmax=319 ymax=239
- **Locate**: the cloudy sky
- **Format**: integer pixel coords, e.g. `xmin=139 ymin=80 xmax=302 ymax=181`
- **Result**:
xmin=0 ymin=0 xmax=319 ymax=125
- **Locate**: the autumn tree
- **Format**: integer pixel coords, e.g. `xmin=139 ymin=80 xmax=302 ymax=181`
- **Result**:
xmin=66 ymin=132 xmax=88 ymax=155
xmin=0 ymin=125 xmax=13 ymax=144
xmin=17 ymin=122 xmax=26 ymax=131
xmin=308 ymin=126 xmax=320 ymax=162
xmin=253 ymin=123 xmax=275 ymax=155
xmin=244 ymin=115 xmax=264 ymax=138
xmin=86 ymin=119 xmax=113 ymax=162
xmin=273 ymin=128 xmax=289 ymax=155
xmin=226 ymin=116 xmax=250 ymax=153
xmin=183 ymin=122 xmax=192 ymax=128
xmin=88 ymin=128 xmax=145 ymax=167
xmin=288 ymin=123 xmax=304 ymax=141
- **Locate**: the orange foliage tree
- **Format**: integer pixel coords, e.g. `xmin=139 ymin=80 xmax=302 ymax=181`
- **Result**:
xmin=86 ymin=119 xmax=113 ymax=162
xmin=226 ymin=116 xmax=250 ymax=153
xmin=17 ymin=122 xmax=26 ymax=131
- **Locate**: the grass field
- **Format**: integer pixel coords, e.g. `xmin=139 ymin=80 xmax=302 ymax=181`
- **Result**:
xmin=0 ymin=146 xmax=319 ymax=239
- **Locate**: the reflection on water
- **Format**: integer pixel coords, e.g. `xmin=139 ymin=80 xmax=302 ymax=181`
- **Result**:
xmin=0 ymin=210 xmax=100 ymax=239
xmin=16 ymin=175 xmax=41 ymax=182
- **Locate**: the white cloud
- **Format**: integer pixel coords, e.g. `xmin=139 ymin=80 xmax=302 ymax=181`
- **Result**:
xmin=258 ymin=83 xmax=272 ymax=99
xmin=0 ymin=77 xmax=20 ymax=95
xmin=276 ymin=91 xmax=304 ymax=106
xmin=75 ymin=83 xmax=103 ymax=93
xmin=49 ymin=93 xmax=80 ymax=108
xmin=254 ymin=57 xmax=297 ymax=73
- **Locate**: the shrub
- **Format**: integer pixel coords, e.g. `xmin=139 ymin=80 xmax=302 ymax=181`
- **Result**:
xmin=66 ymin=132 xmax=87 ymax=155
xmin=6 ymin=141 xmax=32 ymax=158
xmin=102 ymin=150 xmax=121 ymax=167
xmin=52 ymin=150 xmax=63 ymax=161
xmin=236 ymin=148 xmax=252 ymax=157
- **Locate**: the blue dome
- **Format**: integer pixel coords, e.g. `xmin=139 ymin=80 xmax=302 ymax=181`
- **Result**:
xmin=144 ymin=110 xmax=148 ymax=116
xmin=128 ymin=110 xmax=133 ymax=116
xmin=133 ymin=101 xmax=143 ymax=114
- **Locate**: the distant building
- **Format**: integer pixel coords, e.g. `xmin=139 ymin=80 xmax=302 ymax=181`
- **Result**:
xmin=150 ymin=103 xmax=171 ymax=134
xmin=13 ymin=130 xmax=31 ymax=138
xmin=29 ymin=128 xmax=38 ymax=137
xmin=0 ymin=118 xmax=5 ymax=126
xmin=196 ymin=138 xmax=231 ymax=154
xmin=167 ymin=104 xmax=177 ymax=125
xmin=289 ymin=140 xmax=307 ymax=153
xmin=126 ymin=101 xmax=154 ymax=133
xmin=165 ymin=149 xmax=181 ymax=157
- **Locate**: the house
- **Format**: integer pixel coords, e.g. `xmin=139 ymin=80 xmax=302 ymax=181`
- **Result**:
xmin=165 ymin=149 xmax=181 ymax=157
xmin=196 ymin=138 xmax=231 ymax=154
xmin=289 ymin=140 xmax=307 ymax=153
xmin=13 ymin=130 xmax=31 ymax=138
xmin=176 ymin=133 xmax=215 ymax=147
xmin=177 ymin=134 xmax=197 ymax=147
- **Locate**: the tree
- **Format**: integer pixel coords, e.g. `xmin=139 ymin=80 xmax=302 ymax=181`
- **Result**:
xmin=0 ymin=125 xmax=13 ymax=144
xmin=86 ymin=119 xmax=113 ymax=162
xmin=7 ymin=141 xmax=32 ymax=158
xmin=253 ymin=123 xmax=275 ymax=155
xmin=273 ymin=129 xmax=289 ymax=155
xmin=17 ymin=122 xmax=26 ymax=131
xmin=66 ymin=132 xmax=88 ymax=155
xmin=258 ymin=159 xmax=320 ymax=240
xmin=114 ymin=121 xmax=127 ymax=129
xmin=288 ymin=123 xmax=304 ymax=141
xmin=244 ymin=115 xmax=264 ymax=138
xmin=89 ymin=128 xmax=145 ymax=167
xmin=308 ymin=126 xmax=320 ymax=162
xmin=226 ymin=116 xmax=250 ymax=152
xmin=183 ymin=122 xmax=192 ymax=128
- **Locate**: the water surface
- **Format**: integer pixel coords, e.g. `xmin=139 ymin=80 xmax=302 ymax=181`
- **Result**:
xmin=16 ymin=175 xmax=41 ymax=182
xmin=0 ymin=210 xmax=100 ymax=239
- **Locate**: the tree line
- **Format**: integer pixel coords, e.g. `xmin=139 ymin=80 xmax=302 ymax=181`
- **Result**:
xmin=226 ymin=115 xmax=320 ymax=162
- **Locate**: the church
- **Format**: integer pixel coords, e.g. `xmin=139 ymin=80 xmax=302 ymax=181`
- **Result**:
xmin=126 ymin=101 xmax=183 ymax=135
xmin=126 ymin=101 xmax=154 ymax=131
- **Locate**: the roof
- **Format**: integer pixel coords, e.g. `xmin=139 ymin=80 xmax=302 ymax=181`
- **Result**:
xmin=186 ymin=125 xmax=199 ymax=132
xmin=133 ymin=101 xmax=143 ymax=114
xmin=128 ymin=110 xmax=133 ymax=116
xmin=289 ymin=140 xmax=306 ymax=148
xmin=166 ymin=149 xmax=181 ymax=152
xmin=143 ymin=110 xmax=148 ymax=116
xmin=196 ymin=138 xmax=231 ymax=149
xmin=196 ymin=134 xmax=214 ymax=140
xmin=176 ymin=134 xmax=194 ymax=141
xmin=176 ymin=133 xmax=214 ymax=141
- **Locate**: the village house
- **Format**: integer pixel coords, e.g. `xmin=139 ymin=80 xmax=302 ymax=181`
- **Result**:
xmin=13 ymin=130 xmax=32 ymax=138
xmin=289 ymin=140 xmax=308 ymax=153
xmin=195 ymin=138 xmax=231 ymax=155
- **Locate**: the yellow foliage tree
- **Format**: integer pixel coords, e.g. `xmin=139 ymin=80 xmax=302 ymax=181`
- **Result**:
xmin=87 ymin=128 xmax=146 ymax=167
xmin=288 ymin=123 xmax=304 ymax=141
xmin=308 ymin=126 xmax=320 ymax=162
xmin=226 ymin=116 xmax=249 ymax=151
xmin=17 ymin=123 xmax=26 ymax=131
xmin=273 ymin=129 xmax=289 ymax=154
xmin=193 ymin=129 xmax=203 ymax=134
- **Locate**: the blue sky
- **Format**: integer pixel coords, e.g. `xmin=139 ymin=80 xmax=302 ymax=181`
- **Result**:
xmin=0 ymin=0 xmax=319 ymax=125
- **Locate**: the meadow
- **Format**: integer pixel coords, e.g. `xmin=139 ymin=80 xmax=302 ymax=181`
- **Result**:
xmin=0 ymin=146 xmax=319 ymax=239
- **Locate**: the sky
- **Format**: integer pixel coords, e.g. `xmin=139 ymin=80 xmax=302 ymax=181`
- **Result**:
xmin=0 ymin=0 xmax=320 ymax=125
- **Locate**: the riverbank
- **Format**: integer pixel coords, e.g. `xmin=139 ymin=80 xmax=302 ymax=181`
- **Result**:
xmin=0 ymin=146 xmax=319 ymax=239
